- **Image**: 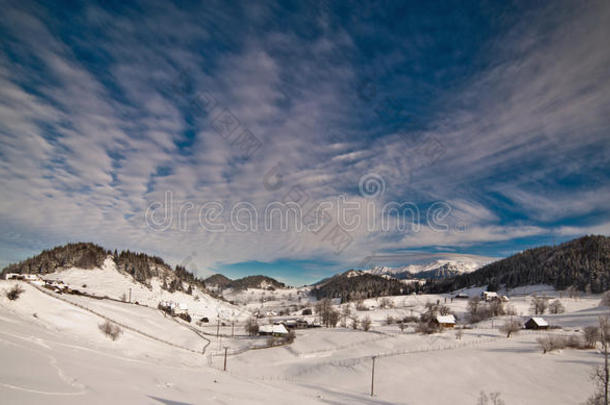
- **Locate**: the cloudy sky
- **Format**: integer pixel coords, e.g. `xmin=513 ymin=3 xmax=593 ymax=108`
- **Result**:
xmin=1 ymin=0 xmax=609 ymax=285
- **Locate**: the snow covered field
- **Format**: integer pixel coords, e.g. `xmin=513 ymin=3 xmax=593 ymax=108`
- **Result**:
xmin=1 ymin=278 xmax=608 ymax=404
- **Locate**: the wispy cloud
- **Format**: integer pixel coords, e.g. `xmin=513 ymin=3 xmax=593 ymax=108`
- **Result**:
xmin=0 ymin=0 xmax=608 ymax=282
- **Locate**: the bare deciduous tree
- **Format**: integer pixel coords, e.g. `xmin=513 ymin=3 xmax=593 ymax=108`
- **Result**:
xmin=6 ymin=284 xmax=24 ymax=301
xmin=99 ymin=320 xmax=122 ymax=341
xmin=585 ymin=326 xmax=601 ymax=349
xmin=350 ymin=315 xmax=359 ymax=329
xmin=244 ymin=317 xmax=259 ymax=336
xmin=477 ymin=390 xmax=505 ymax=405
xmin=600 ymin=292 xmax=610 ymax=307
xmin=361 ymin=316 xmax=372 ymax=331
xmin=585 ymin=316 xmax=610 ymax=405
xmin=500 ymin=319 xmax=521 ymax=338
xmin=549 ymin=299 xmax=565 ymax=314
xmin=530 ymin=295 xmax=549 ymax=315
xmin=455 ymin=328 xmax=463 ymax=340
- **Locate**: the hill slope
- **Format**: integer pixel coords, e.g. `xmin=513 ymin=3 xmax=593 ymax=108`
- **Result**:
xmin=226 ymin=275 xmax=285 ymax=290
xmin=311 ymin=270 xmax=418 ymax=301
xmin=204 ymin=273 xmax=232 ymax=288
xmin=1 ymin=242 xmax=206 ymax=291
xmin=427 ymin=235 xmax=610 ymax=293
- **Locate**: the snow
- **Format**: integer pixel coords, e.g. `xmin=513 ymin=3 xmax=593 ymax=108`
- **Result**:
xmin=42 ymin=257 xmax=248 ymax=322
xmin=436 ymin=314 xmax=456 ymax=324
xmin=1 ymin=277 xmax=607 ymax=404
xmin=529 ymin=317 xmax=549 ymax=327
xmin=366 ymin=255 xmax=495 ymax=277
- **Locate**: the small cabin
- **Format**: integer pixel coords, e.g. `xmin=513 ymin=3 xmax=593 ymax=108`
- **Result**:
xmin=434 ymin=314 xmax=456 ymax=328
xmin=454 ymin=293 xmax=469 ymax=299
xmin=5 ymin=273 xmax=40 ymax=281
xmin=481 ymin=291 xmax=499 ymax=302
xmin=524 ymin=317 xmax=549 ymax=330
xmin=258 ymin=324 xmax=289 ymax=336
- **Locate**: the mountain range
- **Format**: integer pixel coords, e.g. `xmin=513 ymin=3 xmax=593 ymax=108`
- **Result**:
xmin=365 ymin=256 xmax=494 ymax=280
xmin=2 ymin=235 xmax=609 ymax=299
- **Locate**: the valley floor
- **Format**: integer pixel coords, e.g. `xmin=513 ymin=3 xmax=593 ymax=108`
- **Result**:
xmin=1 ymin=280 xmax=607 ymax=404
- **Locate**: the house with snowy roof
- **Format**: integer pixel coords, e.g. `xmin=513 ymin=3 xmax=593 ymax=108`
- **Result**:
xmin=434 ymin=314 xmax=456 ymax=328
xmin=481 ymin=291 xmax=499 ymax=302
xmin=524 ymin=317 xmax=549 ymax=330
xmin=258 ymin=324 xmax=289 ymax=336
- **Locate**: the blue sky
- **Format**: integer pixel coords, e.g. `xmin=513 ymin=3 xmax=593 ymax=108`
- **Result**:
xmin=1 ymin=0 xmax=609 ymax=285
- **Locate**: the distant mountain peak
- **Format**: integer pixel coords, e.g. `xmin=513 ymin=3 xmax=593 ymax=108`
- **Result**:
xmin=365 ymin=256 xmax=493 ymax=280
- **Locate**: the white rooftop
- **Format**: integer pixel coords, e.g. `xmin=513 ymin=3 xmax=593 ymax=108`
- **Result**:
xmin=529 ymin=317 xmax=548 ymax=327
xmin=436 ymin=315 xmax=456 ymax=324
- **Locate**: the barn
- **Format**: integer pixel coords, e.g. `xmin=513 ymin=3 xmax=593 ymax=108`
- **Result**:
xmin=258 ymin=324 xmax=289 ymax=337
xmin=434 ymin=314 xmax=456 ymax=328
xmin=524 ymin=317 xmax=549 ymax=330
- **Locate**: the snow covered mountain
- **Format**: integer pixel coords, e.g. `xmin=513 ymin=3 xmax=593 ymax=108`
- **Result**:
xmin=366 ymin=256 xmax=496 ymax=280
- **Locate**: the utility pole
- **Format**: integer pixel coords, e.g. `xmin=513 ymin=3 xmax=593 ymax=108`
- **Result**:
xmin=370 ymin=356 xmax=376 ymax=397
xmin=603 ymin=316 xmax=609 ymax=405
xmin=231 ymin=320 xmax=235 ymax=337
xmin=217 ymin=317 xmax=220 ymax=339
xmin=223 ymin=346 xmax=228 ymax=371
xmin=129 ymin=288 xmax=132 ymax=303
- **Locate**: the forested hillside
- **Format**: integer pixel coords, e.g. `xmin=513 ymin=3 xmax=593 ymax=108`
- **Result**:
xmin=1 ymin=242 xmax=206 ymax=291
xmin=311 ymin=270 xmax=421 ymax=302
xmin=427 ymin=235 xmax=610 ymax=293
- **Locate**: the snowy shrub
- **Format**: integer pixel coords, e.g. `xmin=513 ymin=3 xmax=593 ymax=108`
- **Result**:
xmin=6 ymin=284 xmax=25 ymax=301
xmin=350 ymin=315 xmax=359 ymax=329
xmin=599 ymin=291 xmax=610 ymax=307
xmin=584 ymin=326 xmax=600 ymax=348
xmin=379 ymin=297 xmax=393 ymax=309
xmin=385 ymin=315 xmax=394 ymax=325
xmin=176 ymin=312 xmax=191 ymax=323
xmin=361 ymin=316 xmax=372 ymax=331
xmin=416 ymin=320 xmax=441 ymax=334
xmin=477 ymin=391 xmax=505 ymax=405
xmin=455 ymin=328 xmax=463 ymax=340
xmin=537 ymin=336 xmax=563 ymax=353
xmin=530 ymin=295 xmax=549 ymax=315
xmin=244 ymin=317 xmax=259 ymax=336
xmin=537 ymin=335 xmax=583 ymax=353
xmin=356 ymin=300 xmax=368 ymax=311
xmin=284 ymin=330 xmax=296 ymax=344
xmin=301 ymin=308 xmax=312 ymax=315
xmin=402 ymin=315 xmax=419 ymax=323
xmin=504 ymin=304 xmax=517 ymax=316
xmin=499 ymin=319 xmax=521 ymax=338
xmin=99 ymin=321 xmax=122 ymax=341
xmin=467 ymin=297 xmax=494 ymax=323
xmin=566 ymin=335 xmax=585 ymax=349
xmin=549 ymin=299 xmax=565 ymax=314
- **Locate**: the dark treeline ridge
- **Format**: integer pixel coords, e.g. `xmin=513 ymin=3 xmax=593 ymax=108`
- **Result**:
xmin=312 ymin=271 xmax=423 ymax=302
xmin=1 ymin=242 xmax=206 ymax=291
xmin=426 ymin=235 xmax=610 ymax=294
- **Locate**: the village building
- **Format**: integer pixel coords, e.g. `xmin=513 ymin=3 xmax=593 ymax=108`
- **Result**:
xmin=524 ymin=317 xmax=549 ymax=330
xmin=454 ymin=293 xmax=469 ymax=299
xmin=481 ymin=291 xmax=499 ymax=302
xmin=258 ymin=324 xmax=289 ymax=336
xmin=5 ymin=273 xmax=41 ymax=281
xmin=434 ymin=314 xmax=456 ymax=328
